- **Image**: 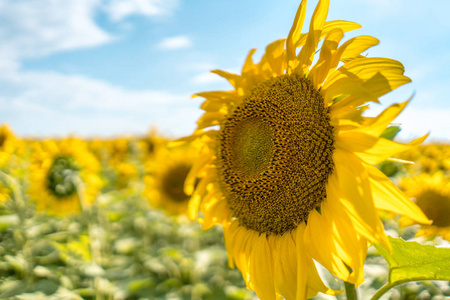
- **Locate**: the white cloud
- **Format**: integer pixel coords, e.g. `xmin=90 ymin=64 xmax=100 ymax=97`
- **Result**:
xmin=0 ymin=67 xmax=200 ymax=137
xmin=191 ymin=72 xmax=224 ymax=85
xmin=0 ymin=0 xmax=181 ymax=62
xmin=157 ymin=36 xmax=192 ymax=50
xmin=103 ymin=0 xmax=179 ymax=22
xmin=0 ymin=0 xmax=112 ymax=60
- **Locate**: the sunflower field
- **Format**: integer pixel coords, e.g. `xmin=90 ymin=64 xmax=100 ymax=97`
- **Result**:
xmin=2 ymin=0 xmax=450 ymax=299
xmin=0 ymin=122 xmax=449 ymax=300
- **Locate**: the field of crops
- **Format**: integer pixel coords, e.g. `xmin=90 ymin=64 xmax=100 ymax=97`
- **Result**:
xmin=0 ymin=124 xmax=449 ymax=300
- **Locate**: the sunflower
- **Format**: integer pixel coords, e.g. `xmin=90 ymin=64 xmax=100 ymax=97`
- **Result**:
xmin=28 ymin=138 xmax=102 ymax=216
xmin=137 ymin=128 xmax=168 ymax=159
xmin=399 ymin=172 xmax=450 ymax=241
xmin=182 ymin=1 xmax=430 ymax=299
xmin=144 ymin=142 xmax=198 ymax=216
xmin=0 ymin=124 xmax=26 ymax=169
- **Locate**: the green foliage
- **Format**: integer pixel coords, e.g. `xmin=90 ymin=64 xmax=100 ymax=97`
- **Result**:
xmin=377 ymin=237 xmax=450 ymax=283
xmin=381 ymin=126 xmax=401 ymax=141
xmin=373 ymin=236 xmax=450 ymax=299
xmin=0 ymin=187 xmax=255 ymax=300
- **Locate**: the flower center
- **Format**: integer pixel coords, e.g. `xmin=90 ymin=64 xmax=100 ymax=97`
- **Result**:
xmin=416 ymin=190 xmax=450 ymax=227
xmin=161 ymin=164 xmax=191 ymax=203
xmin=47 ymin=156 xmax=80 ymax=199
xmin=218 ymin=74 xmax=334 ymax=235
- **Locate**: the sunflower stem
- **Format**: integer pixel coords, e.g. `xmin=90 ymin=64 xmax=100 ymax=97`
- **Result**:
xmin=344 ymin=281 xmax=358 ymax=300
xmin=370 ymin=278 xmax=437 ymax=300
xmin=74 ymin=175 xmax=104 ymax=300
xmin=0 ymin=170 xmax=26 ymax=223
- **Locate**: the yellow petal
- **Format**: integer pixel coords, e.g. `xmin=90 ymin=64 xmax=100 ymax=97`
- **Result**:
xmin=356 ymin=98 xmax=410 ymax=137
xmin=366 ymin=165 xmax=430 ymax=224
xmin=264 ymin=39 xmax=287 ymax=76
xmin=286 ymin=0 xmax=307 ymax=68
xmin=194 ymin=90 xmax=241 ymax=104
xmin=337 ymin=35 xmax=380 ymax=62
xmin=296 ymin=223 xmax=311 ymax=300
xmin=294 ymin=20 xmax=361 ymax=48
xmin=356 ymin=134 xmax=428 ymax=165
xmin=335 ymin=131 xmax=379 ymax=152
xmin=270 ymin=233 xmax=297 ymax=300
xmin=304 ymin=209 xmax=350 ymax=280
xmin=200 ymin=99 xmax=228 ymax=112
xmin=196 ymin=111 xmax=225 ymax=130
xmin=309 ymin=28 xmax=344 ymax=89
xmin=250 ymin=235 xmax=277 ymax=300
xmin=184 ymin=152 xmax=213 ymax=195
xmin=242 ymin=48 xmax=258 ymax=74
xmin=323 ymin=57 xmax=411 ymax=106
xmin=333 ymin=149 xmax=390 ymax=249
xmin=298 ymin=0 xmax=330 ymax=73
xmin=305 ymin=253 xmax=343 ymax=295
xmin=187 ymin=176 xmax=211 ymax=220
xmin=323 ymin=177 xmax=369 ymax=285
xmin=199 ymin=190 xmax=228 ymax=230
xmin=211 ymin=69 xmax=242 ymax=89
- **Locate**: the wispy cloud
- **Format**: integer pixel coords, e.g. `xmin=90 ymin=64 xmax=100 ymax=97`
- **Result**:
xmin=0 ymin=0 xmax=112 ymax=60
xmin=103 ymin=0 xmax=179 ymax=22
xmin=191 ymin=72 xmax=224 ymax=85
xmin=0 ymin=68 xmax=199 ymax=137
xmin=156 ymin=36 xmax=192 ymax=50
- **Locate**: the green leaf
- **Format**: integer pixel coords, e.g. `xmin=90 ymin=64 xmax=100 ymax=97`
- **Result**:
xmin=376 ymin=236 xmax=450 ymax=283
xmin=380 ymin=125 xmax=401 ymax=140
xmin=372 ymin=236 xmax=450 ymax=299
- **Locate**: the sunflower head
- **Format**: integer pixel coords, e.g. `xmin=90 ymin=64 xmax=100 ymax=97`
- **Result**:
xmin=0 ymin=124 xmax=14 ymax=149
xmin=183 ymin=0 xmax=429 ymax=298
xmin=144 ymin=141 xmax=198 ymax=216
xmin=400 ymin=172 xmax=450 ymax=240
xmin=28 ymin=138 xmax=102 ymax=216
xmin=218 ymin=73 xmax=335 ymax=235
xmin=0 ymin=124 xmax=21 ymax=167
xmin=47 ymin=155 xmax=80 ymax=198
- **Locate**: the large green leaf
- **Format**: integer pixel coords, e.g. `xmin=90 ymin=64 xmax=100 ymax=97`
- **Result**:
xmin=376 ymin=237 xmax=450 ymax=283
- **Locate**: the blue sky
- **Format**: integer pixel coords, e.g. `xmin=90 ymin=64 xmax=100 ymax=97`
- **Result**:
xmin=0 ymin=0 xmax=449 ymax=142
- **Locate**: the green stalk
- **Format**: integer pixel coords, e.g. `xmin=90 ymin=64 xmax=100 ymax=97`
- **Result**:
xmin=345 ymin=281 xmax=358 ymax=300
xmin=0 ymin=170 xmax=26 ymax=222
xmin=73 ymin=175 xmax=103 ymax=300
xmin=371 ymin=278 xmax=440 ymax=300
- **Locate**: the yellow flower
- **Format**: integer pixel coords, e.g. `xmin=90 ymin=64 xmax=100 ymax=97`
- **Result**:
xmin=137 ymin=128 xmax=167 ymax=159
xmin=28 ymin=138 xmax=102 ymax=216
xmin=400 ymin=172 xmax=450 ymax=241
xmin=0 ymin=124 xmax=25 ymax=169
xmin=113 ymin=161 xmax=140 ymax=189
xmin=183 ymin=1 xmax=429 ymax=299
xmin=144 ymin=142 xmax=197 ymax=216
xmin=400 ymin=143 xmax=450 ymax=174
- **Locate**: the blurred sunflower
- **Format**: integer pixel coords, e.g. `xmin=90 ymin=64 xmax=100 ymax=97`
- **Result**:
xmin=144 ymin=142 xmax=197 ymax=216
xmin=182 ymin=0 xmax=429 ymax=299
xmin=138 ymin=131 xmax=168 ymax=161
xmin=28 ymin=138 xmax=102 ymax=216
xmin=0 ymin=124 xmax=26 ymax=169
xmin=400 ymin=172 xmax=450 ymax=241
